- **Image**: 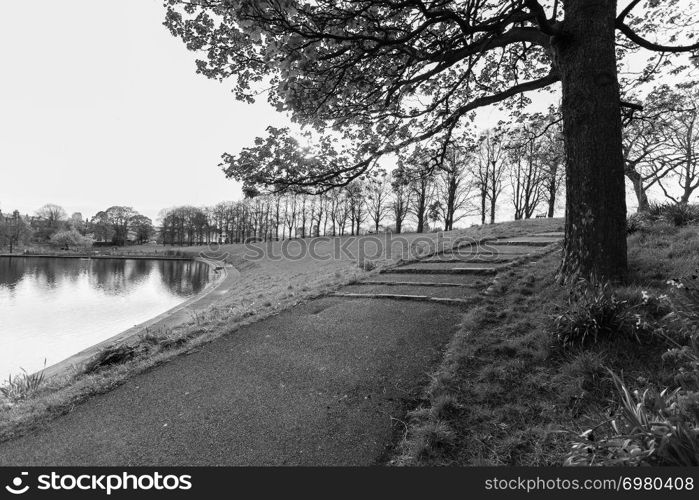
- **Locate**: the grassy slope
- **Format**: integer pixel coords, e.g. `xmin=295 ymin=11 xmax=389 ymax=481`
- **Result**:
xmin=394 ymin=223 xmax=699 ymax=465
xmin=0 ymin=219 xmax=562 ymax=443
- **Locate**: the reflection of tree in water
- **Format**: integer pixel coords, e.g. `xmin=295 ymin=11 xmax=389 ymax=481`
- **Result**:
xmin=158 ymin=261 xmax=210 ymax=297
xmin=0 ymin=257 xmax=208 ymax=300
xmin=0 ymin=257 xmax=85 ymax=292
xmin=0 ymin=257 xmax=29 ymax=290
xmin=87 ymin=259 xmax=153 ymax=296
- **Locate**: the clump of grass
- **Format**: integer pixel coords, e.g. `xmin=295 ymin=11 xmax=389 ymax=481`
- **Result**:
xmin=561 ymin=351 xmax=607 ymax=391
xmin=661 ymin=203 xmax=699 ymax=227
xmin=626 ymin=213 xmax=646 ymax=234
xmin=83 ymin=344 xmax=140 ymax=374
xmin=628 ymin=203 xmax=699 ymax=233
xmin=553 ymin=284 xmax=642 ymax=348
xmin=408 ymin=420 xmax=457 ymax=461
xmin=358 ymin=259 xmax=376 ymax=271
xmin=0 ymin=363 xmax=47 ymax=402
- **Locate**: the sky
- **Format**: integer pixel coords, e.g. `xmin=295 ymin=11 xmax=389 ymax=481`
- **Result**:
xmin=0 ymin=0 xmax=288 ymax=222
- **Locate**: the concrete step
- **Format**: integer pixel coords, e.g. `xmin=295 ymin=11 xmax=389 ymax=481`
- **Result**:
xmin=361 ymin=274 xmax=490 ymax=285
xmin=345 ymin=283 xmax=479 ymax=299
xmin=382 ymin=263 xmax=498 ymax=275
xmin=354 ymin=280 xmax=479 ymax=287
xmin=530 ymin=232 xmax=564 ymax=237
xmin=453 ymin=243 xmax=541 ymax=254
xmin=489 ymin=239 xmax=556 ymax=247
xmin=331 ymin=292 xmax=473 ymax=305
xmin=419 ymin=255 xmax=516 ymax=264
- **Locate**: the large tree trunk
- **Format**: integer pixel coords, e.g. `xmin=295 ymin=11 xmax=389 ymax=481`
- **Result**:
xmin=557 ymin=0 xmax=627 ymax=281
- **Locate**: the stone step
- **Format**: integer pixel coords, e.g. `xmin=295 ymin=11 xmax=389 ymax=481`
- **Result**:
xmin=489 ymin=239 xmax=556 ymax=247
xmin=346 ymin=283 xmax=479 ymax=299
xmin=530 ymin=232 xmax=564 ymax=237
xmin=419 ymin=256 xmax=516 ymax=264
xmin=361 ymin=274 xmax=490 ymax=285
xmin=382 ymin=264 xmax=498 ymax=275
xmin=331 ymin=292 xmax=473 ymax=305
xmin=453 ymin=243 xmax=540 ymax=254
xmin=354 ymin=280 xmax=479 ymax=287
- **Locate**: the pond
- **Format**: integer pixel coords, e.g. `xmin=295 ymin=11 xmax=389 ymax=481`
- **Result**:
xmin=0 ymin=257 xmax=212 ymax=376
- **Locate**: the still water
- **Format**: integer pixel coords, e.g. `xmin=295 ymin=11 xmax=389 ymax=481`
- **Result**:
xmin=0 ymin=257 xmax=211 ymax=376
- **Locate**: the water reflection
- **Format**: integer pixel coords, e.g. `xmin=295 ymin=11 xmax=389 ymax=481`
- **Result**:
xmin=0 ymin=257 xmax=211 ymax=375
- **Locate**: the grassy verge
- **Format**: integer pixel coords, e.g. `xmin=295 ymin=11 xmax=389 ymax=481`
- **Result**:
xmin=0 ymin=219 xmax=563 ymax=443
xmin=393 ymin=220 xmax=699 ymax=466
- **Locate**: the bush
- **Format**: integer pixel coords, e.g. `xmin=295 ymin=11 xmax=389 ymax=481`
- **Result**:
xmin=50 ymin=229 xmax=94 ymax=250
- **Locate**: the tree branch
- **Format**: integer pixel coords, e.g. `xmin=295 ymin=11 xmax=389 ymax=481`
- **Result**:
xmin=616 ymin=0 xmax=643 ymax=23
xmin=524 ymin=0 xmax=561 ymax=36
xmin=616 ymin=22 xmax=699 ymax=53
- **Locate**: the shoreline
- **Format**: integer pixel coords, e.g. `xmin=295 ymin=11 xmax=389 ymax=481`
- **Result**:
xmin=38 ymin=257 xmax=234 ymax=379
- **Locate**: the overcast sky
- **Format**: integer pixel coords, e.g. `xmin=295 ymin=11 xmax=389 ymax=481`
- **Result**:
xmin=0 ymin=0 xmax=291 ymax=222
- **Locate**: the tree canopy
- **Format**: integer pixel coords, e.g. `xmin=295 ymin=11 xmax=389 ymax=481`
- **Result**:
xmin=165 ymin=0 xmax=698 ymax=192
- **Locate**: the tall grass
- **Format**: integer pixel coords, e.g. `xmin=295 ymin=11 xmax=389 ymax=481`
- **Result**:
xmin=628 ymin=203 xmax=699 ymax=234
xmin=0 ymin=362 xmax=47 ymax=402
xmin=552 ymin=284 xmax=646 ymax=348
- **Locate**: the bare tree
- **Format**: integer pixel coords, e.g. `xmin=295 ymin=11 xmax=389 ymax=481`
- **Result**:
xmin=654 ymin=85 xmax=699 ymax=205
xmin=507 ymin=125 xmax=546 ymax=220
xmin=366 ymin=171 xmax=391 ymax=233
xmin=391 ymin=171 xmax=411 ymax=234
xmin=474 ymin=133 xmax=506 ymax=224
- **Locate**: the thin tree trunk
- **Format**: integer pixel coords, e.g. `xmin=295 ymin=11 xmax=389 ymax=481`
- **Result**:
xmin=557 ymin=0 xmax=627 ymax=281
xmin=625 ymin=167 xmax=650 ymax=212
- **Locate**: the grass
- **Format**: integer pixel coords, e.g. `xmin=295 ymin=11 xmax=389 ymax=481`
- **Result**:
xmin=0 ymin=218 xmax=563 ymax=443
xmin=393 ymin=219 xmax=699 ymax=466
xmin=0 ymin=365 xmax=46 ymax=404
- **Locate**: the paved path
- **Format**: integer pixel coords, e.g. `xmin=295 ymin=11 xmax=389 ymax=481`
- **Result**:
xmin=0 ymin=233 xmax=561 ymax=465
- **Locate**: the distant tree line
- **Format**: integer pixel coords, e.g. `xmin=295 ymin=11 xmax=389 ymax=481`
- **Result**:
xmin=0 ymin=204 xmax=155 ymax=250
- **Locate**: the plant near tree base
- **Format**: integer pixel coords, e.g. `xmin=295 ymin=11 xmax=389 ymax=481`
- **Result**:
xmin=553 ymin=284 xmax=646 ymax=348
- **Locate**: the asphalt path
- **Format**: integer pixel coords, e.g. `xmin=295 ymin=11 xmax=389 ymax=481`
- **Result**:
xmin=0 ymin=297 xmax=462 ymax=465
